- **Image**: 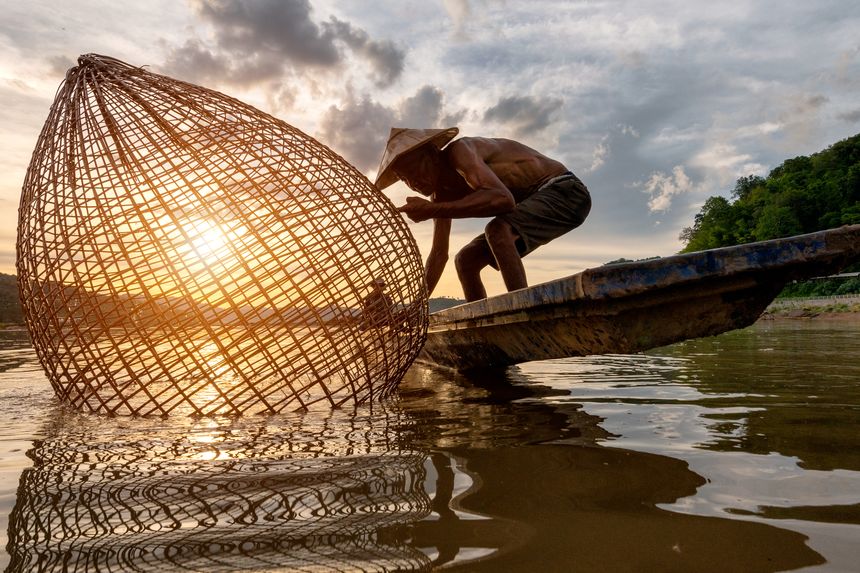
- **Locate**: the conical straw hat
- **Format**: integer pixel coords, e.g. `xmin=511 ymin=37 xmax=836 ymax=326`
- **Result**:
xmin=374 ymin=127 xmax=459 ymax=190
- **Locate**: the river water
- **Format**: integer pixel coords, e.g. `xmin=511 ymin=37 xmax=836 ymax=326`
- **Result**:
xmin=0 ymin=319 xmax=858 ymax=572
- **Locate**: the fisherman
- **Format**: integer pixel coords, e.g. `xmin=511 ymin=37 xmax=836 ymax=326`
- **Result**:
xmin=374 ymin=127 xmax=591 ymax=301
xmin=361 ymin=278 xmax=395 ymax=329
xmin=361 ymin=277 xmax=413 ymax=331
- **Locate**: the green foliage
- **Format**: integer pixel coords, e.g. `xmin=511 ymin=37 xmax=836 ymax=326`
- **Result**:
xmin=680 ymin=133 xmax=860 ymax=252
xmin=680 ymin=196 xmax=734 ymax=251
xmin=836 ymin=277 xmax=860 ymax=294
xmin=778 ymin=276 xmax=860 ymax=298
xmin=754 ymin=204 xmax=802 ymax=241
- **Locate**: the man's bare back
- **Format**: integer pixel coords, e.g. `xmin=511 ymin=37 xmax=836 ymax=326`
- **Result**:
xmin=446 ymin=137 xmax=568 ymax=201
xmin=394 ymin=136 xmax=569 ymax=220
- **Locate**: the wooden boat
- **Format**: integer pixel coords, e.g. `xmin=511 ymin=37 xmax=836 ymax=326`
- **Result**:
xmin=418 ymin=225 xmax=860 ymax=371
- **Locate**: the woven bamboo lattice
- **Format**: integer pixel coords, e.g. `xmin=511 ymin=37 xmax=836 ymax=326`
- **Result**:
xmin=7 ymin=411 xmax=434 ymax=572
xmin=16 ymin=54 xmax=428 ymax=416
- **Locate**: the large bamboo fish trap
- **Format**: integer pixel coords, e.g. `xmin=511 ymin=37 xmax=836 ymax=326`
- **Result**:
xmin=16 ymin=54 xmax=428 ymax=416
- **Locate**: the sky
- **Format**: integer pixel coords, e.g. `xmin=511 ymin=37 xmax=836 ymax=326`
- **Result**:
xmin=1 ymin=1 xmax=859 ymax=298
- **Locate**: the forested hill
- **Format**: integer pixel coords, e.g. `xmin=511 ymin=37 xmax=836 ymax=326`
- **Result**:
xmin=0 ymin=274 xmax=23 ymax=324
xmin=680 ymin=133 xmax=860 ymax=253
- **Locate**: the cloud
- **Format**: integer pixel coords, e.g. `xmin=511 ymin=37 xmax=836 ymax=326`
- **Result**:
xmin=442 ymin=0 xmax=471 ymax=40
xmin=46 ymin=55 xmax=75 ymax=78
xmin=323 ymin=18 xmax=405 ymax=88
xmin=585 ymin=124 xmax=640 ymax=173
xmin=618 ymin=50 xmax=647 ymax=68
xmin=318 ymin=96 xmax=397 ymax=173
xmin=837 ymin=108 xmax=860 ymax=123
xmin=166 ymin=0 xmax=405 ymax=89
xmin=399 ymin=85 xmax=445 ymax=127
xmin=641 ymin=166 xmax=695 ymax=212
xmin=834 ymin=46 xmax=860 ymax=87
xmin=618 ymin=123 xmax=640 ymax=138
xmin=0 ymin=82 xmax=54 ymax=166
xmin=397 ymin=85 xmax=466 ymax=128
xmin=0 ymin=248 xmax=14 ymax=271
xmin=164 ymin=39 xmax=232 ymax=84
xmin=789 ymin=94 xmax=828 ymax=116
xmin=318 ymin=86 xmax=467 ymax=172
xmin=587 ymin=136 xmax=609 ymax=173
xmin=733 ymin=122 xmax=783 ymax=138
xmin=483 ymin=95 xmax=563 ymax=137
xmin=691 ymin=142 xmax=767 ymax=186
xmin=192 ymin=0 xmax=340 ymax=67
xmin=692 ymin=143 xmax=754 ymax=172
xmin=764 ymin=92 xmax=830 ymax=149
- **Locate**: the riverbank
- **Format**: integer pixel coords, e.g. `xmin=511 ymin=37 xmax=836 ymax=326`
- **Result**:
xmin=760 ymin=295 xmax=860 ymax=321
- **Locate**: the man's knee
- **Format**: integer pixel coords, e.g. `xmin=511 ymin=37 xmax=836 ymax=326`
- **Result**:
xmin=454 ymin=248 xmax=475 ymax=278
xmin=455 ymin=244 xmax=487 ymax=277
xmin=484 ymin=218 xmax=516 ymax=250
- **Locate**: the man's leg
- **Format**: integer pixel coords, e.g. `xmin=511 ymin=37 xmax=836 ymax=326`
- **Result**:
xmin=484 ymin=218 xmax=527 ymax=292
xmin=454 ymin=238 xmax=495 ymax=301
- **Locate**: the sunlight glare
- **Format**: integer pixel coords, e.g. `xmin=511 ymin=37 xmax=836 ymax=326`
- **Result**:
xmin=188 ymin=219 xmax=228 ymax=262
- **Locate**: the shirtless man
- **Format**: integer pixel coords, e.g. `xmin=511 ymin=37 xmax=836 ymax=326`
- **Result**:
xmin=374 ymin=127 xmax=591 ymax=301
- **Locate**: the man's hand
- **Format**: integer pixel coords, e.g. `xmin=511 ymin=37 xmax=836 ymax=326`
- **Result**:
xmin=397 ymin=196 xmax=437 ymax=222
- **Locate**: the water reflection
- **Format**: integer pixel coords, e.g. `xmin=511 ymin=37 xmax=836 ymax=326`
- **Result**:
xmin=518 ymin=320 xmax=860 ymax=570
xmin=401 ymin=365 xmax=824 ymax=572
xmin=3 ymin=323 xmax=852 ymax=571
xmin=0 ymin=331 xmax=36 ymax=375
xmin=530 ymin=321 xmax=860 ymax=473
xmin=6 ymin=408 xmax=433 ymax=572
xmin=659 ymin=320 xmax=860 ymax=472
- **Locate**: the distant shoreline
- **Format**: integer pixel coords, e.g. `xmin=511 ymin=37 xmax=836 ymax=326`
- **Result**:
xmin=760 ymin=295 xmax=860 ymax=321
xmin=760 ymin=310 xmax=860 ymax=321
xmin=5 ymin=297 xmax=859 ymax=331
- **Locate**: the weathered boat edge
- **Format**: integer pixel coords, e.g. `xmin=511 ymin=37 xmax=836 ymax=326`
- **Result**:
xmin=419 ymin=225 xmax=860 ymax=371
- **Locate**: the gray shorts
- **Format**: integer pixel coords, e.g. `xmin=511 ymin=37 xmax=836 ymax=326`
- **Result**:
xmin=465 ymin=172 xmax=591 ymax=269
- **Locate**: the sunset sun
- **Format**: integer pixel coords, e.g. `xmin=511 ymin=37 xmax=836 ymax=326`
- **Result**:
xmin=188 ymin=219 xmax=228 ymax=262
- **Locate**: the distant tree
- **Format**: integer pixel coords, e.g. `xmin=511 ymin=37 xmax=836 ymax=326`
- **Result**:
xmin=603 ymin=256 xmax=661 ymax=266
xmin=840 ymin=202 xmax=860 ymax=225
xmin=779 ymin=275 xmax=860 ymax=298
xmin=731 ymin=174 xmax=765 ymax=201
xmin=680 ymin=132 xmax=860 ymax=253
xmin=428 ymin=297 xmax=466 ymax=312
xmin=680 ymin=196 xmax=735 ymax=252
xmin=754 ymin=204 xmax=802 ymax=241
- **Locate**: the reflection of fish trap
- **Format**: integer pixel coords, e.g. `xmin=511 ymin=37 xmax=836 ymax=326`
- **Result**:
xmin=7 ymin=411 xmax=433 ymax=571
xmin=16 ymin=54 xmax=427 ymax=415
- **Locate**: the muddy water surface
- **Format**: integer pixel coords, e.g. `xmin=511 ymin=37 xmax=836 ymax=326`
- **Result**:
xmin=0 ymin=319 xmax=858 ymax=571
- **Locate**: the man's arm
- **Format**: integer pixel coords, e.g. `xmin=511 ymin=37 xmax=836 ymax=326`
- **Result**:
xmin=397 ymin=138 xmax=515 ymax=222
xmin=424 ymin=217 xmax=451 ymax=296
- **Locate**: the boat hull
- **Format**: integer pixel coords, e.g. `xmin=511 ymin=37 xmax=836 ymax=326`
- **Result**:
xmin=419 ymin=225 xmax=860 ymax=370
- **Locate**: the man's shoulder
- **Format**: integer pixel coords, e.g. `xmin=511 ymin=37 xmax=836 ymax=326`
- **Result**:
xmin=449 ymin=135 xmax=500 ymax=147
xmin=446 ymin=136 xmax=504 ymax=159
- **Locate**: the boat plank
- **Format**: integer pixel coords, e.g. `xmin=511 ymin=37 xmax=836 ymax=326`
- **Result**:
xmin=419 ymin=225 xmax=860 ymax=370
